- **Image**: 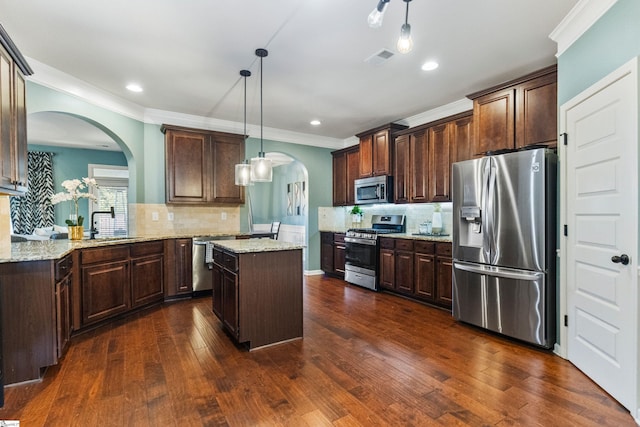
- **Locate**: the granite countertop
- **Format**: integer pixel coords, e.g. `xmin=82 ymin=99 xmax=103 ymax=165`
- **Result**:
xmin=212 ymin=239 xmax=305 ymax=254
xmin=387 ymin=233 xmax=452 ymax=243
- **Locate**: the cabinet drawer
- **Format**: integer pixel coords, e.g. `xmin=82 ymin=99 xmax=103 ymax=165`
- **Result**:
xmin=414 ymin=241 xmax=435 ymax=254
xmin=395 ymin=239 xmax=414 ymax=251
xmin=130 ymin=240 xmax=164 ymax=257
xmin=213 ymin=247 xmax=224 ymax=264
xmin=321 ymin=232 xmax=333 ymax=244
xmin=223 ymin=252 xmax=238 ymax=272
xmin=81 ymin=245 xmax=130 ymax=265
xmin=436 ymin=242 xmax=452 ymax=257
xmin=333 ymin=233 xmax=345 ymax=244
xmin=379 ymin=237 xmax=395 ymax=249
xmin=55 ymin=254 xmax=73 ymax=281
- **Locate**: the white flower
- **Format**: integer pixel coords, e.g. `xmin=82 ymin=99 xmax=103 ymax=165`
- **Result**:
xmin=49 ymin=177 xmax=99 ymax=226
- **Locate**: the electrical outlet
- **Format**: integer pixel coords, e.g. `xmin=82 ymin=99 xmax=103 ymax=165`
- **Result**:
xmin=167 ymin=212 xmax=174 ymax=221
xmin=221 ymin=212 xmax=227 ymax=220
xmin=152 ymin=212 xmax=159 ymax=221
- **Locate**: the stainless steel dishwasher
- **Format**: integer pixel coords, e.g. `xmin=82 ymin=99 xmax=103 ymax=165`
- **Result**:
xmin=192 ymin=236 xmax=233 ymax=292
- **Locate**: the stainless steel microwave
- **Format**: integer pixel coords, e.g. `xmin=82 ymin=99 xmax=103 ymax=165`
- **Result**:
xmin=354 ymin=175 xmax=393 ymax=204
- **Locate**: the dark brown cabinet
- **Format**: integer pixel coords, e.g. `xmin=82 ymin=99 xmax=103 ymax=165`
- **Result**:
xmin=162 ymin=124 xmax=245 ymax=205
xmin=164 ymin=238 xmax=192 ymax=298
xmin=80 ymin=246 xmax=131 ymax=326
xmin=414 ymin=241 xmax=436 ymax=301
xmin=357 ymin=123 xmax=407 ymax=178
xmin=435 ymin=243 xmax=453 ymax=307
xmin=468 ymin=65 xmax=557 ymax=156
xmin=378 ymin=238 xmax=452 ymax=309
xmin=130 ymin=241 xmax=164 ymax=308
xmin=320 ymin=232 xmax=346 ymax=278
xmin=395 ymin=112 xmax=472 ymax=203
xmin=332 ymin=145 xmax=359 ymax=206
xmin=54 ymin=255 xmax=72 ymax=359
xmin=452 ymin=115 xmax=475 ymax=163
xmin=212 ymin=245 xmax=303 ymax=350
xmin=0 ymin=26 xmax=32 ymax=196
xmin=77 ymin=241 xmax=165 ymax=330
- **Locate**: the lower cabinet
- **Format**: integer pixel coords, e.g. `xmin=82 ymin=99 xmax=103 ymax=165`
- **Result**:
xmin=77 ymin=241 xmax=165 ymax=330
xmin=55 ymin=254 xmax=72 ymax=359
xmin=212 ymin=246 xmax=303 ymax=349
xmin=378 ymin=237 xmax=452 ymax=309
xmin=164 ymin=238 xmax=192 ymax=298
xmin=320 ymin=231 xmax=346 ymax=278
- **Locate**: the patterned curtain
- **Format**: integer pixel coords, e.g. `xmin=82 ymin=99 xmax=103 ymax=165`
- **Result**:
xmin=10 ymin=151 xmax=55 ymax=234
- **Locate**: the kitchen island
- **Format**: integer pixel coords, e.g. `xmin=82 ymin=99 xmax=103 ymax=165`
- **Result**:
xmin=211 ymin=239 xmax=304 ymax=350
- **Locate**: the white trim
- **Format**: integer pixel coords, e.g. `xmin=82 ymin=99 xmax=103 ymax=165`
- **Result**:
xmin=402 ymin=98 xmax=473 ymax=128
xmin=549 ymin=0 xmax=619 ymax=57
xmin=304 ymin=269 xmax=325 ymax=276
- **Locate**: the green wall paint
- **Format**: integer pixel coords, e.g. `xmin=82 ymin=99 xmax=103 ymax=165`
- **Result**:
xmin=558 ymin=0 xmax=640 ymax=104
xmin=243 ymin=137 xmax=334 ymax=271
xmin=25 ymin=82 xmax=335 ymax=271
xmin=29 ymin=144 xmax=127 ymax=226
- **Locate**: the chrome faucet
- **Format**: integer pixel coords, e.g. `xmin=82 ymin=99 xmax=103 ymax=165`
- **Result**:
xmin=90 ymin=207 xmax=115 ymax=239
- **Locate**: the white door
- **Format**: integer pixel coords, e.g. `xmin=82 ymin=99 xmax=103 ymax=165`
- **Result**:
xmin=562 ymin=58 xmax=638 ymax=414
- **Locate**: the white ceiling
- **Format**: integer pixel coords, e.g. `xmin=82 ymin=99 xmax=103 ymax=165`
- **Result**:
xmin=1 ymin=0 xmax=578 ymax=152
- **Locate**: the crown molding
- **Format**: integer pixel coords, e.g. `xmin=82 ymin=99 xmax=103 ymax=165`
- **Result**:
xmin=549 ymin=0 xmax=618 ymax=57
xmin=403 ymin=98 xmax=473 ymax=128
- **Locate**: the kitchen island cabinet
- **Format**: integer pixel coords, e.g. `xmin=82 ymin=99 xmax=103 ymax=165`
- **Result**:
xmin=211 ymin=239 xmax=303 ymax=350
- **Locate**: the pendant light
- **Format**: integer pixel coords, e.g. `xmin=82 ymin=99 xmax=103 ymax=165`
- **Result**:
xmin=367 ymin=0 xmax=390 ymax=28
xmin=397 ymin=0 xmax=413 ymax=54
xmin=250 ymin=48 xmax=273 ymax=182
xmin=234 ymin=69 xmax=252 ymax=186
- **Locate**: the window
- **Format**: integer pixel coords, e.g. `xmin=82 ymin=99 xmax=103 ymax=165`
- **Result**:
xmin=88 ymin=164 xmax=129 ymax=237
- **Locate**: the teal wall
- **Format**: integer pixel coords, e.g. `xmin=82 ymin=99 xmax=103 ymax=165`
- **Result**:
xmin=29 ymin=144 xmax=127 ymax=225
xmin=25 ymin=81 xmax=334 ymax=271
xmin=243 ymin=138 xmax=333 ymax=270
xmin=558 ymin=0 xmax=640 ymax=104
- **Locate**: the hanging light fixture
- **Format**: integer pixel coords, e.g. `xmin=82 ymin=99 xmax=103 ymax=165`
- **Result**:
xmin=367 ymin=0 xmax=390 ymax=28
xmin=367 ymin=0 xmax=414 ymax=54
xmin=234 ymin=69 xmax=252 ymax=186
xmin=250 ymin=48 xmax=273 ymax=182
xmin=397 ymin=0 xmax=413 ymax=54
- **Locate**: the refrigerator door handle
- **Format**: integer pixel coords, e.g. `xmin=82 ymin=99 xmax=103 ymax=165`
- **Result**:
xmin=482 ymin=158 xmax=494 ymax=262
xmin=454 ymin=261 xmax=543 ymax=281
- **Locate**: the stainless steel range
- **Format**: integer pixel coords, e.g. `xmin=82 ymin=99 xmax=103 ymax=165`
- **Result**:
xmin=344 ymin=214 xmax=405 ymax=291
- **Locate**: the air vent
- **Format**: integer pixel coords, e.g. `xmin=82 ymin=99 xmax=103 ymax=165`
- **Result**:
xmin=365 ymin=49 xmax=395 ymax=66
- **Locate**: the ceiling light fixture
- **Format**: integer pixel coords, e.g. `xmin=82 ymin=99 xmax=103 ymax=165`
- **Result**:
xmin=367 ymin=0 xmax=414 ymax=54
xmin=310 ymin=119 xmax=321 ymax=126
xmin=396 ymin=0 xmax=413 ymax=54
xmin=421 ymin=60 xmax=439 ymax=71
xmin=126 ymin=83 xmax=143 ymax=92
xmin=367 ymin=0 xmax=390 ymax=28
xmin=250 ymin=48 xmax=273 ymax=182
xmin=234 ymin=69 xmax=252 ymax=187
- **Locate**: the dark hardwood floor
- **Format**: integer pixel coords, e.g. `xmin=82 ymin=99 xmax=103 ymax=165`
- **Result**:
xmin=0 ymin=275 xmax=634 ymax=426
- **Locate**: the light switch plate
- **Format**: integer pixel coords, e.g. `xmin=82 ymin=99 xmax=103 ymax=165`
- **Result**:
xmin=221 ymin=212 xmax=227 ymax=220
xmin=152 ymin=212 xmax=159 ymax=221
xmin=167 ymin=212 xmax=174 ymax=221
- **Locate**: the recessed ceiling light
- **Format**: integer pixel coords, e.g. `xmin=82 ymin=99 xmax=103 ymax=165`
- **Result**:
xmin=126 ymin=83 xmax=143 ymax=92
xmin=310 ymin=120 xmax=321 ymax=126
xmin=421 ymin=61 xmax=439 ymax=71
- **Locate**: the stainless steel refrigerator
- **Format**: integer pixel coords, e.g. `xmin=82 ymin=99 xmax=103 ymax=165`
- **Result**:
xmin=452 ymin=148 xmax=557 ymax=348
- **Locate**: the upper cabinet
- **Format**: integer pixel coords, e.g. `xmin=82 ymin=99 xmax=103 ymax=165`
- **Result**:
xmin=162 ymin=124 xmax=245 ymax=205
xmin=357 ymin=123 xmax=407 ymax=178
xmin=394 ymin=112 xmax=473 ymax=204
xmin=467 ymin=65 xmax=557 ymax=156
xmin=0 ymin=25 xmax=33 ymax=196
xmin=332 ymin=145 xmax=359 ymax=206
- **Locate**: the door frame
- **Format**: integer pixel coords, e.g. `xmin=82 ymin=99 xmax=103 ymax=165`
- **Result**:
xmin=558 ymin=56 xmax=639 ymax=418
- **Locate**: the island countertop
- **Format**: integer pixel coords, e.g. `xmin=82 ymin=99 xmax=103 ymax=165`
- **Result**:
xmin=212 ymin=238 xmax=305 ymax=254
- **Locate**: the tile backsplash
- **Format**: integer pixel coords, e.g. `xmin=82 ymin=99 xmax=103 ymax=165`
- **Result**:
xmin=130 ymin=204 xmax=241 ymax=236
xmin=319 ymin=202 xmax=453 ymax=234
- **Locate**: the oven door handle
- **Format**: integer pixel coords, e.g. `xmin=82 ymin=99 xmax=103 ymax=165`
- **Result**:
xmin=345 ymin=236 xmax=377 ymax=246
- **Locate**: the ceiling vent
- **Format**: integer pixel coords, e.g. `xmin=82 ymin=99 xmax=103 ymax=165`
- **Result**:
xmin=365 ymin=49 xmax=395 ymax=66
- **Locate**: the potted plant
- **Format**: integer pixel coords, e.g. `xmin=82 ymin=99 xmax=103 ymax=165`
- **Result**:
xmin=50 ymin=177 xmax=98 ymax=240
xmin=350 ymin=205 xmax=364 ymax=224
